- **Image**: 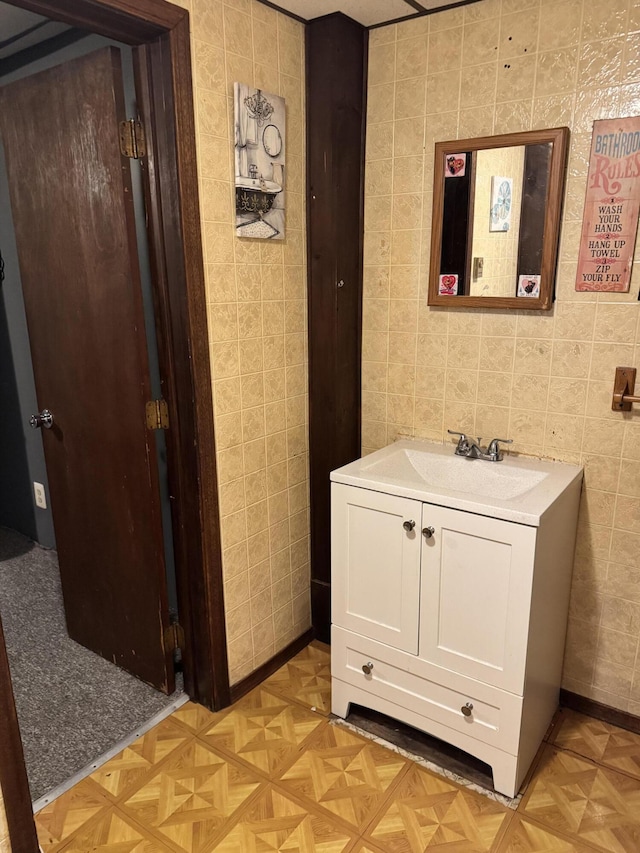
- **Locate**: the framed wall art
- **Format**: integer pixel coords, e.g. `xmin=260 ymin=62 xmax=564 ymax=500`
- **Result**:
xmin=234 ymin=83 xmax=286 ymax=239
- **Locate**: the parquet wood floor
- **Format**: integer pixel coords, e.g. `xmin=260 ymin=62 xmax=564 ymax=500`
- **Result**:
xmin=33 ymin=644 xmax=640 ymax=852
xmin=366 ymin=763 xmax=510 ymax=852
xmin=279 ymin=722 xmax=409 ymax=832
xmin=212 ymin=785 xmax=356 ymax=852
xmin=498 ymin=816 xmax=598 ymax=852
xmin=90 ymin=717 xmax=195 ymax=802
xmin=551 ymin=711 xmax=640 ymax=781
xmin=199 ymin=686 xmax=326 ymax=779
xmin=519 ymin=746 xmax=640 ymax=853
xmin=121 ymin=740 xmax=264 ymax=852
xmin=262 ymin=641 xmax=332 ymax=715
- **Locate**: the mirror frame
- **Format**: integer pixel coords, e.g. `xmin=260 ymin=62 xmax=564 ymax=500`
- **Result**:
xmin=428 ymin=126 xmax=570 ymax=311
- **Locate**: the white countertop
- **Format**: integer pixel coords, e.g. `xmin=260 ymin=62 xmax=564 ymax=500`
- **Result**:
xmin=330 ymin=439 xmax=583 ymax=526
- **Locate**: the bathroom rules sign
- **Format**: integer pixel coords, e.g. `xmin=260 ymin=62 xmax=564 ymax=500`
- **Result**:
xmin=576 ymin=116 xmax=640 ymax=292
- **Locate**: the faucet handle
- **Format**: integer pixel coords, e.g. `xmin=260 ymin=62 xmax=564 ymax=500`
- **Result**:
xmin=447 ymin=429 xmax=470 ymax=452
xmin=487 ymin=437 xmax=513 ymax=460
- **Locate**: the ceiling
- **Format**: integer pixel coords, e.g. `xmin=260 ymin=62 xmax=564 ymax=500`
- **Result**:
xmin=262 ymin=0 xmax=470 ymax=27
xmin=0 ymin=0 xmax=472 ymax=63
xmin=0 ymin=3 xmax=71 ymax=61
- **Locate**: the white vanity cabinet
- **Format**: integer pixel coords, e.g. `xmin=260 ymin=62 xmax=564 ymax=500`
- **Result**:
xmin=330 ymin=440 xmax=582 ymax=798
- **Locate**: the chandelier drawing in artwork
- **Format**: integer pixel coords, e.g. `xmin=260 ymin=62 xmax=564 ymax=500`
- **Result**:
xmin=243 ymin=89 xmax=274 ymax=128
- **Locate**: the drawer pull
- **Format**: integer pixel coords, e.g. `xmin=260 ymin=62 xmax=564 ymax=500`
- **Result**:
xmin=362 ymin=662 xmax=374 ymax=676
xmin=422 ymin=526 xmax=435 ymax=539
xmin=461 ymin=702 xmax=473 ymax=717
xmin=403 ymin=520 xmax=416 ymax=532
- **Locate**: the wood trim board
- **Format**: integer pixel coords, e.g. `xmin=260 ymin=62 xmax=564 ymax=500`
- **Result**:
xmin=560 ymin=689 xmax=640 ymax=736
xmin=306 ymin=14 xmax=367 ymax=643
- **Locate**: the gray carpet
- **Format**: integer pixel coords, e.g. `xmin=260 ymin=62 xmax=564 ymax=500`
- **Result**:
xmin=0 ymin=525 xmax=183 ymax=800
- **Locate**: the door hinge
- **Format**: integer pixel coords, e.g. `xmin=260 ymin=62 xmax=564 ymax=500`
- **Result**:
xmin=119 ymin=118 xmax=146 ymax=159
xmin=164 ymin=621 xmax=185 ymax=652
xmin=146 ymin=399 xmax=169 ymax=430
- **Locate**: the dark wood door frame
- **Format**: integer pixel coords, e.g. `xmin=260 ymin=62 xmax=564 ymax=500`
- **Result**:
xmin=0 ymin=5 xmax=229 ymax=843
xmin=0 ymin=613 xmax=39 ymax=852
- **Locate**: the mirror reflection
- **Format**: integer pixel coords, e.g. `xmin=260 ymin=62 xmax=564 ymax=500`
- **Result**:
xmin=471 ymin=144 xmax=551 ymax=297
xmin=428 ymin=128 xmax=569 ymax=311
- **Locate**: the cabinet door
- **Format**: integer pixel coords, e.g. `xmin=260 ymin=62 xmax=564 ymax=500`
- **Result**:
xmin=332 ymin=483 xmax=422 ymax=653
xmin=420 ymin=504 xmax=537 ymax=694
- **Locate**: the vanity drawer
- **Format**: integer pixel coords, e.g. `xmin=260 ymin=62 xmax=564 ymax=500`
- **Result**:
xmin=332 ymin=626 xmax=522 ymax=754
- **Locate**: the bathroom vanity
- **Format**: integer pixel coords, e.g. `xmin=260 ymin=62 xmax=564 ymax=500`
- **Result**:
xmin=330 ymin=439 xmax=582 ymax=797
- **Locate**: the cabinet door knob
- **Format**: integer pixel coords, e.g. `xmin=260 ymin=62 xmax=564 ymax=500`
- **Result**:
xmin=461 ymin=702 xmax=473 ymax=717
xmin=362 ymin=662 xmax=374 ymax=675
xmin=403 ymin=520 xmax=416 ymax=532
xmin=422 ymin=526 xmax=435 ymax=539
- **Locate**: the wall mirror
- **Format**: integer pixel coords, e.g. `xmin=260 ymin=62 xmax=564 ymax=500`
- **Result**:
xmin=428 ymin=127 xmax=569 ymax=310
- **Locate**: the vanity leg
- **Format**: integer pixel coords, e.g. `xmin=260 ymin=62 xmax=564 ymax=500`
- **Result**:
xmin=491 ymin=754 xmax=520 ymax=799
xmin=330 ymin=678 xmax=352 ymax=719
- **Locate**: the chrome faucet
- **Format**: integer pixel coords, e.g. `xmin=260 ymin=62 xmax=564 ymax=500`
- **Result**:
xmin=448 ymin=430 xmax=513 ymax=462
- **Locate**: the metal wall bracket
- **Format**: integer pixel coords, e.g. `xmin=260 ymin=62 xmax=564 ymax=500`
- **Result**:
xmin=612 ymin=367 xmax=640 ymax=411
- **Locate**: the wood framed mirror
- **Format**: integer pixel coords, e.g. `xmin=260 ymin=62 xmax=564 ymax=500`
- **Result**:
xmin=428 ymin=127 xmax=570 ymax=310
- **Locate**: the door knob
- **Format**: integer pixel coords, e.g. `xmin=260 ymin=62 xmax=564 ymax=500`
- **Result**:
xmin=403 ymin=520 xmax=416 ymax=532
xmin=461 ymin=702 xmax=473 ymax=717
xmin=30 ymin=409 xmax=54 ymax=429
xmin=422 ymin=526 xmax=435 ymax=539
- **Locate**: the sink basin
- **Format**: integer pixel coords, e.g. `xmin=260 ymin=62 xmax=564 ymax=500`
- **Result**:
xmin=331 ymin=439 xmax=583 ymax=526
xmin=363 ymin=447 xmax=548 ymax=500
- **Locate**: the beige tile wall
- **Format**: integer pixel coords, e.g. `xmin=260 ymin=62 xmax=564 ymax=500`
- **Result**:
xmin=363 ymin=0 xmax=640 ymax=712
xmin=172 ymin=0 xmax=310 ymax=685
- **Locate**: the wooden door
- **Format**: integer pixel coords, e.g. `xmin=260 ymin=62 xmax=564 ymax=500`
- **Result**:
xmin=0 ymin=47 xmax=174 ymax=692
xmin=331 ymin=483 xmax=421 ymax=654
xmin=419 ymin=504 xmax=537 ymax=694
